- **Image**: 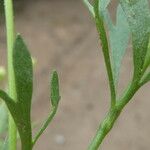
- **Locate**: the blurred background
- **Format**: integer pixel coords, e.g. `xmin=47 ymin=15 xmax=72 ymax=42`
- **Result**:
xmin=0 ymin=0 xmax=150 ymax=150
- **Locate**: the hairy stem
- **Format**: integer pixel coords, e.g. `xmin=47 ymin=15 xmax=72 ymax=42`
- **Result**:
xmin=4 ymin=0 xmax=17 ymax=149
xmin=88 ymin=80 xmax=140 ymax=150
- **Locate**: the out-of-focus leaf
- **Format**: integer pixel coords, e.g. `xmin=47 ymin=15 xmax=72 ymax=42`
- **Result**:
xmin=83 ymin=0 xmax=95 ymax=17
xmin=99 ymin=0 xmax=111 ymax=12
xmin=50 ymin=71 xmax=60 ymax=107
xmin=0 ymin=35 xmax=33 ymax=149
xmin=0 ymin=67 xmax=6 ymax=82
xmin=1 ymin=137 xmax=8 ymax=150
xmin=0 ymin=103 xmax=8 ymax=134
xmin=119 ymin=0 xmax=150 ymax=80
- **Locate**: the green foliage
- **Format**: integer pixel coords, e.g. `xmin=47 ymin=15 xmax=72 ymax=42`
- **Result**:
xmin=120 ymin=0 xmax=150 ymax=80
xmin=0 ymin=35 xmax=33 ymax=150
xmin=84 ymin=0 xmax=150 ymax=150
xmin=0 ymin=34 xmax=60 ymax=149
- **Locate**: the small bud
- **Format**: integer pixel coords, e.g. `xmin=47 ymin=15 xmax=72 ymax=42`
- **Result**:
xmin=50 ymin=70 xmax=60 ymax=107
xmin=0 ymin=66 xmax=6 ymax=81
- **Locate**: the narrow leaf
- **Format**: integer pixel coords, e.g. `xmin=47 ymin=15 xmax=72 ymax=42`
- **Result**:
xmin=119 ymin=0 xmax=150 ymax=79
xmin=13 ymin=34 xmax=33 ymax=149
xmin=83 ymin=0 xmax=95 ymax=17
xmin=50 ymin=70 xmax=60 ymax=107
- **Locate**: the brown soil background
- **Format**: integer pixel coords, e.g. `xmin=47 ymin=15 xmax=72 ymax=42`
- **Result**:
xmin=0 ymin=0 xmax=150 ymax=150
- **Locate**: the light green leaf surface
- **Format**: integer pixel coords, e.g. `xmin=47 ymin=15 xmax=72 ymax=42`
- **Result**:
xmin=105 ymin=5 xmax=130 ymax=84
xmin=99 ymin=0 xmax=111 ymax=12
xmin=99 ymin=1 xmax=130 ymax=85
xmin=119 ymin=0 xmax=150 ymax=80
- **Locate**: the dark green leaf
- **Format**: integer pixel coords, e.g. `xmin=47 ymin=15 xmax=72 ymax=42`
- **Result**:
xmin=119 ymin=0 xmax=150 ymax=80
xmin=0 ymin=35 xmax=34 ymax=149
xmin=13 ymin=34 xmax=33 ymax=149
xmin=50 ymin=71 xmax=60 ymax=107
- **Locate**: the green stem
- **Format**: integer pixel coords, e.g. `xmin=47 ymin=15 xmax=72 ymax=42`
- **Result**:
xmin=32 ymin=106 xmax=58 ymax=147
xmin=4 ymin=0 xmax=17 ymax=150
xmin=88 ymin=80 xmax=140 ymax=150
xmin=94 ymin=0 xmax=116 ymax=107
xmin=88 ymin=108 xmax=121 ymax=150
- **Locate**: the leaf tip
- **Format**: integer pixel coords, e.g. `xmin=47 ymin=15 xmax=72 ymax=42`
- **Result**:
xmin=50 ymin=70 xmax=60 ymax=107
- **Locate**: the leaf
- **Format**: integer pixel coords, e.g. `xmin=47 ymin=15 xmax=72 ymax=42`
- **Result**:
xmin=105 ymin=5 xmax=130 ymax=84
xmin=98 ymin=1 xmax=130 ymax=85
xmin=50 ymin=70 xmax=60 ymax=107
xmin=0 ymin=34 xmax=33 ymax=150
xmin=13 ymin=34 xmax=33 ymax=149
xmin=119 ymin=0 xmax=150 ymax=80
xmin=0 ymin=103 xmax=8 ymax=134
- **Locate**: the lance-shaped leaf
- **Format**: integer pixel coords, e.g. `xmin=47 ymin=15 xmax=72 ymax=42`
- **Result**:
xmin=119 ymin=0 xmax=150 ymax=80
xmin=0 ymin=35 xmax=33 ymax=150
xmin=50 ymin=70 xmax=60 ymax=107
xmin=32 ymin=71 xmax=60 ymax=146
xmin=13 ymin=34 xmax=33 ymax=149
xmin=104 ymin=5 xmax=130 ymax=84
